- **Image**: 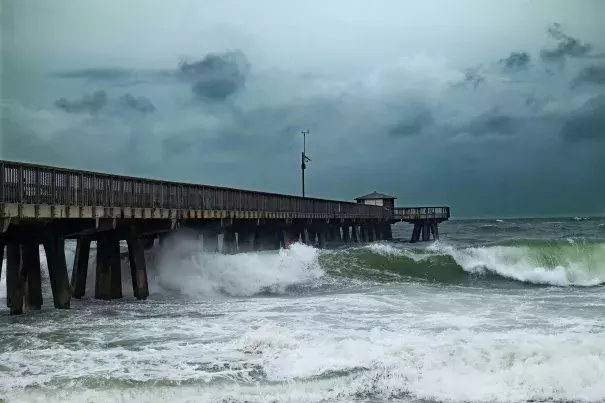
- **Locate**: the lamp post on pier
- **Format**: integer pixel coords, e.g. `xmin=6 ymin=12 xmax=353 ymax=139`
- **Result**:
xmin=301 ymin=130 xmax=311 ymax=197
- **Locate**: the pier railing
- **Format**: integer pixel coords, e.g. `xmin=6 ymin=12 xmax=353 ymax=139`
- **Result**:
xmin=0 ymin=160 xmax=393 ymax=219
xmin=393 ymin=207 xmax=450 ymax=221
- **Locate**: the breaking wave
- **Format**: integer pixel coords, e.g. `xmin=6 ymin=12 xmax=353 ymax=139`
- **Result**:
xmin=1 ymin=237 xmax=604 ymax=303
xmin=322 ymin=239 xmax=605 ymax=287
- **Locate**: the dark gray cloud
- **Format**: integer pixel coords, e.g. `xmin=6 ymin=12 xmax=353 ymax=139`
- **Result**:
xmin=540 ymin=23 xmax=599 ymax=63
xmin=499 ymin=52 xmax=531 ymax=70
xmin=54 ymin=90 xmax=107 ymax=114
xmin=465 ymin=110 xmax=516 ymax=136
xmin=118 ymin=93 xmax=156 ymax=114
xmin=388 ymin=109 xmax=433 ymax=137
xmin=561 ymin=94 xmax=605 ymax=142
xmin=54 ymin=67 xmax=134 ymax=81
xmin=178 ymin=50 xmax=250 ymax=101
xmin=457 ymin=67 xmax=485 ymax=89
xmin=572 ymin=65 xmax=605 ymax=88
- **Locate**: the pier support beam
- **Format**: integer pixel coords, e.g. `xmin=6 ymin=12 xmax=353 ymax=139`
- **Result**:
xmin=342 ymin=225 xmax=350 ymax=243
xmin=95 ymin=236 xmax=122 ymax=300
xmin=223 ymin=229 xmax=237 ymax=254
xmin=43 ymin=238 xmax=71 ymax=309
xmin=333 ymin=226 xmax=342 ymax=243
xmin=24 ymin=243 xmax=42 ymax=310
xmin=365 ymin=225 xmax=375 ymax=242
xmin=71 ymin=239 xmax=91 ymax=299
xmin=303 ymin=228 xmax=312 ymax=245
xmin=381 ymin=222 xmax=393 ymax=241
xmin=203 ymin=232 xmax=219 ymax=252
xmin=6 ymin=244 xmax=26 ymax=314
xmin=317 ymin=228 xmax=327 ymax=248
xmin=410 ymin=223 xmax=421 ymax=243
xmin=282 ymin=228 xmax=298 ymax=248
xmin=374 ymin=224 xmax=382 ymax=241
xmin=238 ymin=230 xmax=256 ymax=253
xmin=430 ymin=221 xmax=439 ymax=240
xmin=127 ymin=238 xmax=149 ymax=300
xmin=422 ymin=223 xmax=430 ymax=242
xmin=352 ymin=225 xmax=360 ymax=243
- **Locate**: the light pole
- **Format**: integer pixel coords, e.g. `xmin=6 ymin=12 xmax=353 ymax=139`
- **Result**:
xmin=301 ymin=130 xmax=310 ymax=197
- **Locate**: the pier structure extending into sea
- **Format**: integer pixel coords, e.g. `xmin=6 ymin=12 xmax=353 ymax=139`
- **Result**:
xmin=0 ymin=160 xmax=449 ymax=314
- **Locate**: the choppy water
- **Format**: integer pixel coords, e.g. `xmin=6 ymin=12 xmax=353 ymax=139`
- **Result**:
xmin=1 ymin=218 xmax=605 ymax=403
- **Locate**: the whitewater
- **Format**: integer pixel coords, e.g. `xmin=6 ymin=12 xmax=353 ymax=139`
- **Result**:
xmin=1 ymin=218 xmax=605 ymax=403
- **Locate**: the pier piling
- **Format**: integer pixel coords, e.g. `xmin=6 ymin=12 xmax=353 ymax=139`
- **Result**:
xmin=95 ymin=237 xmax=112 ymax=300
xmin=223 ymin=229 xmax=237 ymax=254
xmin=127 ymin=238 xmax=149 ymax=300
xmin=108 ymin=237 xmax=123 ymax=299
xmin=43 ymin=238 xmax=71 ymax=309
xmin=6 ymin=244 xmax=25 ymax=314
xmin=342 ymin=225 xmax=350 ymax=243
xmin=23 ymin=242 xmax=42 ymax=310
xmin=71 ymin=239 xmax=91 ymax=299
xmin=352 ymin=225 xmax=360 ymax=243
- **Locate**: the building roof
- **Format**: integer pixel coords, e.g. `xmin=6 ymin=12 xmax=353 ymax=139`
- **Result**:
xmin=354 ymin=191 xmax=397 ymax=201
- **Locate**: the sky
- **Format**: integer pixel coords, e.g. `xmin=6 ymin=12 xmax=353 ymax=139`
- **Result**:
xmin=1 ymin=0 xmax=605 ymax=218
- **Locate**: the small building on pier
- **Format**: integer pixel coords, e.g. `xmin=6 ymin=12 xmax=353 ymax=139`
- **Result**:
xmin=354 ymin=191 xmax=396 ymax=210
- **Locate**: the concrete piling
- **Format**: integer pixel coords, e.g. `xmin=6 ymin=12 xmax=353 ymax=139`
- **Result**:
xmin=318 ymin=228 xmax=327 ymax=248
xmin=282 ymin=228 xmax=298 ymax=248
xmin=342 ymin=225 xmax=350 ymax=243
xmin=71 ymin=239 xmax=91 ymax=299
xmin=43 ymin=238 xmax=71 ymax=309
xmin=127 ymin=238 xmax=149 ymax=300
xmin=23 ymin=242 xmax=42 ymax=310
xmin=373 ymin=224 xmax=382 ymax=241
xmin=410 ymin=223 xmax=421 ymax=243
xmin=94 ymin=237 xmax=112 ymax=300
xmin=352 ymin=225 xmax=359 ymax=243
xmin=365 ymin=225 xmax=375 ymax=242
xmin=108 ymin=238 xmax=123 ymax=299
xmin=430 ymin=221 xmax=439 ymax=240
xmin=6 ymin=243 xmax=26 ymax=315
xmin=203 ymin=232 xmax=219 ymax=252
xmin=223 ymin=229 xmax=237 ymax=254
xmin=422 ymin=223 xmax=430 ymax=242
xmin=303 ymin=228 xmax=311 ymax=245
xmin=238 ymin=230 xmax=256 ymax=252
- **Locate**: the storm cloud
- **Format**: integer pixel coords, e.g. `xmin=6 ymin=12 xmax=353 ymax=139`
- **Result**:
xmin=561 ymin=94 xmax=605 ymax=142
xmin=54 ymin=90 xmax=108 ymax=114
xmin=388 ymin=108 xmax=434 ymax=137
xmin=465 ymin=110 xmax=516 ymax=136
xmin=3 ymin=1 xmax=605 ymax=217
xmin=118 ymin=94 xmax=156 ymax=114
xmin=572 ymin=65 xmax=605 ymax=87
xmin=540 ymin=23 xmax=602 ymax=63
xmin=178 ymin=50 xmax=250 ymax=101
xmin=500 ymin=52 xmax=531 ymax=70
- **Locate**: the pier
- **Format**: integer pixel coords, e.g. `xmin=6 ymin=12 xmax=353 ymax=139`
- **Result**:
xmin=0 ymin=160 xmax=449 ymax=314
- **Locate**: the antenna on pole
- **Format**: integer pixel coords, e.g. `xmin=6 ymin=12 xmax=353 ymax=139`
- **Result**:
xmin=301 ymin=130 xmax=310 ymax=197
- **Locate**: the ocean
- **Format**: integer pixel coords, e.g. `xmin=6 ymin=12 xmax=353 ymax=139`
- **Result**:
xmin=1 ymin=217 xmax=604 ymax=403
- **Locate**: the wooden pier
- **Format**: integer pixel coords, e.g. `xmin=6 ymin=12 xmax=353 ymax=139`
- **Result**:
xmin=0 ymin=160 xmax=449 ymax=314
